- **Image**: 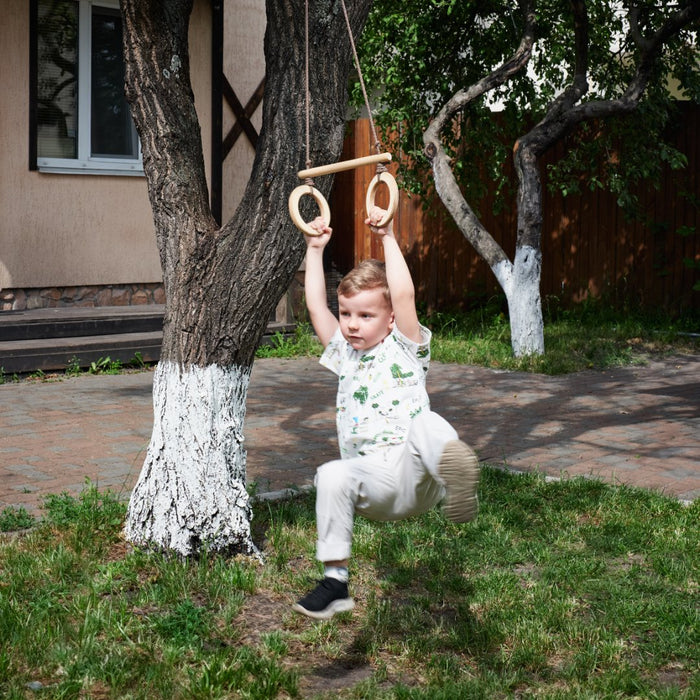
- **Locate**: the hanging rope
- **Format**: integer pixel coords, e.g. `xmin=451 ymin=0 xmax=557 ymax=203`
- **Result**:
xmin=304 ymin=0 xmax=312 ymax=175
xmin=289 ymin=0 xmax=398 ymax=236
xmin=338 ymin=0 xmax=384 ymax=163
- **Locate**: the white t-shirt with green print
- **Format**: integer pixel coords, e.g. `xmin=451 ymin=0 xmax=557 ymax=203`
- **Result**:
xmin=320 ymin=324 xmax=432 ymax=458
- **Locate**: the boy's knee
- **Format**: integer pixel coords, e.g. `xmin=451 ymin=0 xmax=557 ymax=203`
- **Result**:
xmin=315 ymin=460 xmax=351 ymax=495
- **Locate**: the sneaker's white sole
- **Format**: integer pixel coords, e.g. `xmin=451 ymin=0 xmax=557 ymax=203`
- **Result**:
xmin=292 ymin=597 xmax=355 ymax=620
xmin=438 ymin=440 xmax=480 ymax=523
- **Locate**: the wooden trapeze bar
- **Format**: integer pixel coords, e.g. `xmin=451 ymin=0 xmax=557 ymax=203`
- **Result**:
xmin=289 ymin=153 xmax=398 ymax=237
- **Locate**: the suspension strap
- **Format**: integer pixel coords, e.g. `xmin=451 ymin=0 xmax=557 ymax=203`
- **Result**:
xmin=304 ymin=0 xmax=312 ymax=176
xmin=339 ymin=0 xmax=385 ymax=165
xmin=289 ymin=0 xmax=398 ymax=235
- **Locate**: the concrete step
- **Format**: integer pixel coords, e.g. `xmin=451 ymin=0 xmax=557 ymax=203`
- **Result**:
xmin=0 ymin=331 xmax=163 ymax=374
xmin=0 ymin=306 xmax=296 ymax=375
xmin=0 ymin=305 xmax=165 ymax=341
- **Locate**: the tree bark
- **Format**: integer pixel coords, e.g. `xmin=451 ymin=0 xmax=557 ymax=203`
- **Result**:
xmin=123 ymin=363 xmax=253 ymax=555
xmin=120 ymin=0 xmax=373 ymax=556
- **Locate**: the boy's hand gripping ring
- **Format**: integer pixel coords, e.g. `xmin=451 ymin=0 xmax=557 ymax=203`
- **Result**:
xmin=365 ymin=171 xmax=399 ymax=228
xmin=288 ymin=185 xmax=331 ymax=237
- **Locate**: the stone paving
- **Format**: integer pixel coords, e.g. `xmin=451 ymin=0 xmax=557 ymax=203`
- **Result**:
xmin=1 ymin=355 xmax=698 ymax=515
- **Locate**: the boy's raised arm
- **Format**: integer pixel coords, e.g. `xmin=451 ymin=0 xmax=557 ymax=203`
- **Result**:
xmin=304 ymin=218 xmax=339 ymax=348
xmin=367 ymin=208 xmax=422 ymax=344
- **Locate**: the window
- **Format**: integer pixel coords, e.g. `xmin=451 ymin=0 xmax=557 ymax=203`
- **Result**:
xmin=32 ymin=0 xmax=142 ymax=175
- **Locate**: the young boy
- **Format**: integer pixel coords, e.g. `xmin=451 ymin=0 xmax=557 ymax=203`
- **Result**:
xmin=293 ymin=207 xmax=479 ymax=620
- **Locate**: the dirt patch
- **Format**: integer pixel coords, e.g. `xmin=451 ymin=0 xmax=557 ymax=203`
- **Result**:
xmin=300 ymin=659 xmax=374 ymax=697
xmin=655 ymin=663 xmax=690 ymax=690
xmin=236 ymin=592 xmax=290 ymax=645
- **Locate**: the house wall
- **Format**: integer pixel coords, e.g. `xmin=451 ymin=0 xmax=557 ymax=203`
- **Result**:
xmin=222 ymin=0 xmax=266 ymax=224
xmin=0 ymin=0 xmax=215 ymax=309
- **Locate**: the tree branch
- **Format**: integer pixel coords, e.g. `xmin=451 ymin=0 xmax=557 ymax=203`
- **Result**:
xmin=423 ymin=0 xmax=536 ymax=270
xmin=545 ymin=0 xmax=590 ymax=124
xmin=425 ymin=0 xmax=537 ymax=140
xmin=625 ymin=0 xmax=700 ymax=103
xmin=524 ymin=0 xmax=700 ymax=156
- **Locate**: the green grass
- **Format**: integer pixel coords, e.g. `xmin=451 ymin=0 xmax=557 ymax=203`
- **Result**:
xmin=254 ymin=305 xmax=699 ymax=374
xmin=423 ymin=301 xmax=699 ymax=373
xmin=256 ymin=323 xmax=324 ymax=359
xmin=1 ymin=477 xmax=697 ymax=698
xmin=0 ymin=507 xmax=35 ymax=532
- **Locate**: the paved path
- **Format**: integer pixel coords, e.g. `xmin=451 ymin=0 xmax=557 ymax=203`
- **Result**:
xmin=1 ymin=355 xmax=698 ymax=515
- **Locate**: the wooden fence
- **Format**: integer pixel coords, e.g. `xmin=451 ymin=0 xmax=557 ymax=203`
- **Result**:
xmin=328 ymin=106 xmax=699 ymax=315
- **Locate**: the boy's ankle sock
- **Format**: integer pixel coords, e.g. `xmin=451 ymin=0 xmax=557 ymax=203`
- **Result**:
xmin=324 ymin=565 xmax=349 ymax=583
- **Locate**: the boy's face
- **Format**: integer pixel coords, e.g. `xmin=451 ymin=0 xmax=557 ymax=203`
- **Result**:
xmin=338 ymin=289 xmax=394 ymax=351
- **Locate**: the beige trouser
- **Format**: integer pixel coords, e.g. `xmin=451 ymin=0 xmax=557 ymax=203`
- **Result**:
xmin=314 ymin=411 xmax=458 ymax=562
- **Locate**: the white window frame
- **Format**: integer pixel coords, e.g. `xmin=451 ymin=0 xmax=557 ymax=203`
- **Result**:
xmin=36 ymin=0 xmax=143 ymax=176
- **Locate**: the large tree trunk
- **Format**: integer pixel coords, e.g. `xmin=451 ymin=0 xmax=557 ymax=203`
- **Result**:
xmin=507 ymin=137 xmax=545 ymax=356
xmin=123 ymin=363 xmax=253 ymax=555
xmin=492 ymin=247 xmax=544 ymax=357
xmin=120 ymin=0 xmax=372 ymax=557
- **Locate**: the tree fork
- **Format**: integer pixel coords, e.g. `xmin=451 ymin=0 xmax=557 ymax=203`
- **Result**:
xmin=120 ymin=0 xmax=374 ymax=556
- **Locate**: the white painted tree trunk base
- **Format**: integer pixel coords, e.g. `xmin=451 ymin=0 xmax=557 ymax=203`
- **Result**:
xmin=123 ymin=361 xmax=258 ymax=558
xmin=494 ymin=245 xmax=545 ymax=357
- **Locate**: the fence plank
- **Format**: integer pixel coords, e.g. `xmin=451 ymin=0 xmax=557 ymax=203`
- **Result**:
xmin=330 ymin=108 xmax=699 ymax=314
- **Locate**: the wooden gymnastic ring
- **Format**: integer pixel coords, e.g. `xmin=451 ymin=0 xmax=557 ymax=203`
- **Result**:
xmin=365 ymin=171 xmax=399 ymax=227
xmin=288 ymin=184 xmax=331 ymax=236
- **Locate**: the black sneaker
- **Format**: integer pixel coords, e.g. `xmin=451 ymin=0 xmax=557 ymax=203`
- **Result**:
xmin=438 ymin=440 xmax=480 ymax=523
xmin=292 ymin=577 xmax=355 ymax=619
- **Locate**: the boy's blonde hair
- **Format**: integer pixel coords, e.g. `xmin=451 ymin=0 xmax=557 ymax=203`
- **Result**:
xmin=337 ymin=259 xmax=391 ymax=305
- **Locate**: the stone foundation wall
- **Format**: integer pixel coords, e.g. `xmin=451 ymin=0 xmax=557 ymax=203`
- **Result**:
xmin=1 ymin=277 xmax=308 ymax=321
xmin=1 ymin=284 xmax=166 ymax=311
